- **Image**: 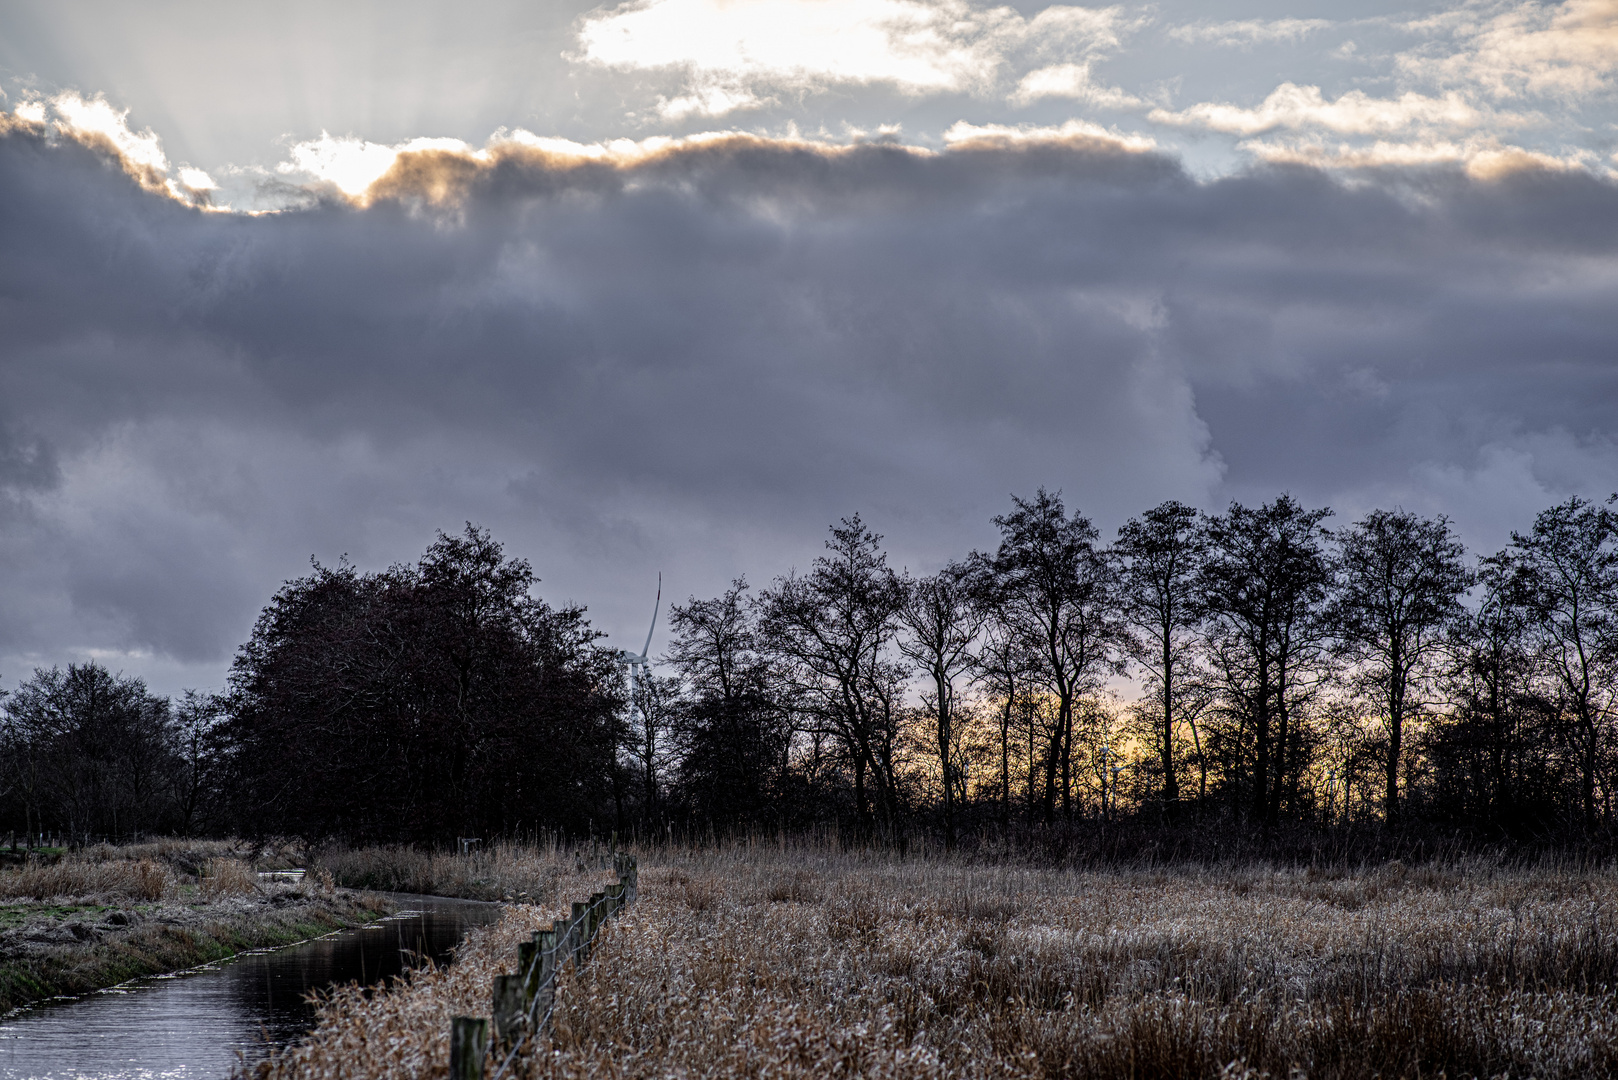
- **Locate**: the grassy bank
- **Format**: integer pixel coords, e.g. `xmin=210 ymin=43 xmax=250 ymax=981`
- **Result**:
xmin=257 ymin=841 xmax=1618 ymax=1080
xmin=0 ymin=841 xmax=393 ymax=1013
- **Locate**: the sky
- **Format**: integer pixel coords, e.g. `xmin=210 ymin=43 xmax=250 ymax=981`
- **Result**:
xmin=0 ymin=0 xmax=1616 ymax=695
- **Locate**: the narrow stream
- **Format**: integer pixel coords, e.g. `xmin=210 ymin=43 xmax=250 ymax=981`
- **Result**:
xmin=0 ymin=893 xmax=504 ymax=1080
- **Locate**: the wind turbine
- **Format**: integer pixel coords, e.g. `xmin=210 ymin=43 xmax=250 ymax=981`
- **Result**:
xmin=614 ymin=573 xmax=662 ymax=701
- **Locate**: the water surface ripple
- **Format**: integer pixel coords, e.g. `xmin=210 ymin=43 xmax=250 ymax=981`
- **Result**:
xmin=0 ymin=892 xmax=502 ymax=1079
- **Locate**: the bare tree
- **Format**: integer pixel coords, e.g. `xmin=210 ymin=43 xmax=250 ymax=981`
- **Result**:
xmin=971 ymin=619 xmax=1037 ymax=826
xmin=981 ymin=490 xmax=1127 ymax=822
xmin=1201 ymin=496 xmax=1334 ymax=826
xmin=897 ymin=562 xmax=985 ymax=847
xmin=172 ymin=690 xmax=224 ymax=837
xmin=1332 ymin=509 xmax=1472 ymax=827
xmin=759 ymin=516 xmax=908 ymax=835
xmin=1116 ymin=501 xmax=1209 ymax=812
xmin=1508 ymin=496 xmax=1618 ymax=831
xmin=628 ymin=672 xmax=681 ymax=827
xmin=665 ymin=579 xmax=793 ymax=829
xmin=1432 ymin=553 xmax=1544 ymax=826
xmin=3 ymin=664 xmax=177 ymax=841
xmin=666 ymin=579 xmax=764 ymax=702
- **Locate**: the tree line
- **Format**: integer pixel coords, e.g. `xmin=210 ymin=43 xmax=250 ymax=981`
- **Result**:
xmin=635 ymin=491 xmax=1618 ymax=845
xmin=0 ymin=526 xmax=624 ymax=845
xmin=0 ymin=493 xmax=1613 ymax=847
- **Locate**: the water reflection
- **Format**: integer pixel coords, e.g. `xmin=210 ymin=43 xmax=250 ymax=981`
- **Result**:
xmin=0 ymin=893 xmax=503 ymax=1080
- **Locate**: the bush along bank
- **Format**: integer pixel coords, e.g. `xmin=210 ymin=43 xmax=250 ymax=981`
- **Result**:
xmin=0 ymin=855 xmax=394 ymax=1014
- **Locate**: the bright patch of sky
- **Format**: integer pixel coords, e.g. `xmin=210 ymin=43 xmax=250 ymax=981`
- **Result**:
xmin=0 ymin=0 xmax=1615 ymax=199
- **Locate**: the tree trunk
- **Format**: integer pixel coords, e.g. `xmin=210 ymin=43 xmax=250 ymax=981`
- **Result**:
xmin=1252 ymin=650 xmax=1272 ymax=826
xmin=999 ymin=696 xmax=1012 ymax=827
xmin=1385 ymin=657 xmax=1405 ymax=828
xmin=1161 ymin=622 xmax=1179 ymax=809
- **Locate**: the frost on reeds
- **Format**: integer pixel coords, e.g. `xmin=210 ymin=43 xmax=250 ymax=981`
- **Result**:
xmin=259 ymin=848 xmax=1618 ymax=1079
xmin=313 ymin=841 xmax=579 ymax=902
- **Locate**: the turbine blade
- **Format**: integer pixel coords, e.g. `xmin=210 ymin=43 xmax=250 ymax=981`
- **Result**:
xmin=640 ymin=571 xmax=661 ymax=659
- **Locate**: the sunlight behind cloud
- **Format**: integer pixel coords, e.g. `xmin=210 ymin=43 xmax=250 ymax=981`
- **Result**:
xmin=51 ymin=92 xmax=170 ymax=176
xmin=575 ymin=0 xmax=1131 ymax=116
xmin=15 ymin=92 xmax=218 ymax=206
xmin=280 ymin=133 xmax=477 ymax=197
xmin=177 ymin=166 xmax=217 ymax=191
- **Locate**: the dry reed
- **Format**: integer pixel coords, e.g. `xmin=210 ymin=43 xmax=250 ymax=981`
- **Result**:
xmin=0 ymin=857 xmax=172 ymax=901
xmin=313 ymin=840 xmax=584 ymax=902
xmin=255 ymin=845 xmax=1618 ymax=1080
xmin=200 ymin=858 xmax=260 ymax=900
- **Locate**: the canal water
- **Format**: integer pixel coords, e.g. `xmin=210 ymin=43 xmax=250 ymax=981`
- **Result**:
xmin=0 ymin=893 xmax=504 ymax=1080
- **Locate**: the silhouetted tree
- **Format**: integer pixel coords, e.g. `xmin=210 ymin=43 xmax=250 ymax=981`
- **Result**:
xmin=1332 ymin=510 xmax=1472 ymax=827
xmin=1201 ymin=496 xmax=1334 ymax=826
xmin=1425 ymin=556 xmax=1557 ymax=830
xmin=223 ymin=525 xmax=621 ymax=843
xmin=625 ymin=672 xmax=680 ymax=827
xmin=172 ymin=689 xmax=225 ymax=836
xmin=897 ymin=562 xmax=985 ymax=847
xmin=759 ymin=517 xmax=908 ymax=835
xmin=666 ymin=580 xmax=792 ymax=829
xmin=1116 ymin=501 xmax=1209 ymax=812
xmin=970 ymin=617 xmax=1038 ymax=826
xmin=1 ymin=663 xmax=177 ymax=840
xmin=981 ymin=490 xmax=1127 ymax=822
xmin=1508 ymin=497 xmax=1618 ymax=832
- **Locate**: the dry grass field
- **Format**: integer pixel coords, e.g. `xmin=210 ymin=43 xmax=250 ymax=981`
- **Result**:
xmin=256 ymin=843 xmax=1618 ymax=1080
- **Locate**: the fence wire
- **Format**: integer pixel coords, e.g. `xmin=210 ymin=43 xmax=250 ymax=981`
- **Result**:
xmin=483 ymin=858 xmax=635 ymax=1080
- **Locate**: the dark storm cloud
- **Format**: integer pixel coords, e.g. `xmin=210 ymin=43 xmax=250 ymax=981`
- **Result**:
xmin=1 ymin=122 xmax=1616 ymax=689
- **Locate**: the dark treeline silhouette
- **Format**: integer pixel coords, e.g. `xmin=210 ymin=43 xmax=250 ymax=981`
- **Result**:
xmin=0 ymin=664 xmax=218 ymax=842
xmin=221 ymin=527 xmax=623 ymax=843
xmin=635 ymin=491 xmax=1618 ymax=849
xmin=0 ymin=495 xmax=1613 ymax=850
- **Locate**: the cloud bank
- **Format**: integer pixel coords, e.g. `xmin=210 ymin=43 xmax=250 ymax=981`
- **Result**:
xmin=1 ymin=101 xmax=1617 ymax=694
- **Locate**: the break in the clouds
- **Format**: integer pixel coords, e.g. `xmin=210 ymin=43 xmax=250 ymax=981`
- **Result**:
xmin=560 ymin=0 xmax=1618 ymax=174
xmin=573 ymin=0 xmax=1134 ymax=119
xmin=0 ymin=0 xmax=1616 ymax=694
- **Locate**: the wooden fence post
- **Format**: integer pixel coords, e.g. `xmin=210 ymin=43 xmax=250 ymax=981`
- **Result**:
xmin=535 ymin=927 xmax=557 ymax=1030
xmin=517 ymin=939 xmax=538 ymax=1005
xmin=491 ymin=975 xmax=524 ymax=1047
xmin=570 ymin=902 xmax=587 ymax=960
xmin=585 ymin=892 xmax=606 ymax=960
xmin=450 ymin=1016 xmax=488 ymax=1080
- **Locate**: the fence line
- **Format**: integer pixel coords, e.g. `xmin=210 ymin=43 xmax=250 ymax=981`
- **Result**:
xmin=449 ymin=851 xmax=639 ymax=1080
